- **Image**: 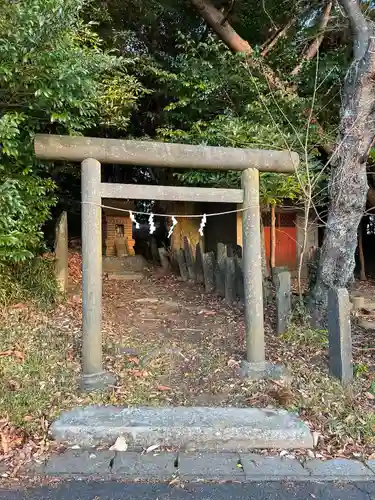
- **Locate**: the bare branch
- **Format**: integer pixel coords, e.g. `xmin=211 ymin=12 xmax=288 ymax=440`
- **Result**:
xmin=291 ymin=0 xmax=333 ymax=76
xmin=261 ymin=16 xmax=298 ymax=57
xmin=338 ymin=0 xmax=369 ymax=60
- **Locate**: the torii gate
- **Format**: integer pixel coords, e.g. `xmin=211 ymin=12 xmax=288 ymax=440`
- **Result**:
xmin=34 ymin=134 xmax=299 ymax=390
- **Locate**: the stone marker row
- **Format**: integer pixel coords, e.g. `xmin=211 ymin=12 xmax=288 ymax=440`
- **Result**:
xmin=176 ymin=240 xmax=294 ymax=329
xmin=176 ymin=240 xmax=253 ymax=305
xmin=176 ymin=239 xmax=353 ymax=386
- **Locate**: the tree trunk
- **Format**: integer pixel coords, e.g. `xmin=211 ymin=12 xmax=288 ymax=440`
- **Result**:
xmin=270 ymin=205 xmax=276 ymax=268
xmin=358 ymin=220 xmax=366 ymax=281
xmin=310 ymin=4 xmax=375 ymax=324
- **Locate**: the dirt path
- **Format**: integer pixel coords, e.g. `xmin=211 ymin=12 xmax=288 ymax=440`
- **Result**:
xmin=101 ymin=274 xmax=251 ymax=406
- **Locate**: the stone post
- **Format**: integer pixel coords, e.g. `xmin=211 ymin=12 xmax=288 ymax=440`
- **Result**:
xmin=158 ymin=247 xmax=171 ymax=271
xmin=202 ymin=251 xmax=215 ymax=293
xmin=81 ymin=158 xmax=116 ymax=391
xmin=328 ymin=288 xmax=353 ymax=384
xmin=215 ymin=242 xmax=227 ymax=297
xmin=183 ymin=236 xmax=196 ymax=280
xmin=275 ymin=270 xmax=291 ymax=335
xmin=54 ymin=211 xmax=68 ymax=293
xmin=235 ymin=257 xmax=244 ymax=301
xmin=241 ymin=168 xmax=265 ymax=363
xmin=195 ymin=242 xmax=204 ymax=283
xmin=176 ymin=249 xmax=189 ymax=281
xmin=224 ymin=257 xmax=236 ymax=303
xmin=351 ymin=296 xmax=364 ymax=310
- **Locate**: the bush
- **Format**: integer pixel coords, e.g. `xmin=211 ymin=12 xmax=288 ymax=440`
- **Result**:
xmin=0 ymin=257 xmax=60 ymax=310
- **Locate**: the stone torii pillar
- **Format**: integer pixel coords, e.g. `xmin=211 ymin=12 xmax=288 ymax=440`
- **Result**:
xmin=81 ymin=158 xmax=116 ymax=390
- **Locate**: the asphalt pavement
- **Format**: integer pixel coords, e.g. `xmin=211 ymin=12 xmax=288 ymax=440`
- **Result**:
xmin=0 ymin=481 xmax=375 ymax=500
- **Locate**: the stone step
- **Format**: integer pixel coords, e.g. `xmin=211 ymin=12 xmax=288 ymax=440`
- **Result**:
xmin=50 ymin=406 xmax=313 ymax=451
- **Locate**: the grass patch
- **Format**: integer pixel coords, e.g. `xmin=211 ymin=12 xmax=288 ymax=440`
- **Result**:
xmin=287 ymin=361 xmax=375 ymax=448
xmin=0 ymin=257 xmax=60 ymax=311
xmin=0 ymin=316 xmax=78 ymax=435
xmin=281 ymin=322 xmax=328 ymax=348
xmin=273 ymin=317 xmax=375 ymax=453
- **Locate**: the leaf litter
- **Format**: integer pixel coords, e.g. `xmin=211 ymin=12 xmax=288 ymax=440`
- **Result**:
xmin=0 ymin=252 xmax=374 ymax=481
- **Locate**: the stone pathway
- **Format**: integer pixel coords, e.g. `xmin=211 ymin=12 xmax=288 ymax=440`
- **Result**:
xmin=35 ymin=451 xmax=375 ymax=482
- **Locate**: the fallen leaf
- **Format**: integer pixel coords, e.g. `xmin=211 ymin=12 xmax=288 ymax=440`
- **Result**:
xmin=127 ymin=356 xmax=140 ymax=365
xmin=13 ymin=351 xmax=25 ymax=362
xmin=227 ymin=359 xmax=239 ymax=368
xmin=0 ymin=350 xmax=24 ymax=362
xmin=156 ymin=385 xmax=171 ymax=391
xmin=271 ymin=380 xmax=285 ymax=388
xmin=132 ymin=370 xmax=149 ymax=377
xmin=109 ymin=436 xmax=128 ymax=452
xmin=7 ymin=380 xmax=20 ymax=391
xmin=198 ymin=309 xmax=216 ymax=316
xmin=145 ymin=444 xmax=160 ymax=454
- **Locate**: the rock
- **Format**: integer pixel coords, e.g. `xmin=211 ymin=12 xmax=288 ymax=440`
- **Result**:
xmin=183 ymin=237 xmax=196 ymax=280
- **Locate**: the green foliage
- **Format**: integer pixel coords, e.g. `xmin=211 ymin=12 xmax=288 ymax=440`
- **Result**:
xmin=260 ymin=172 xmax=301 ymax=208
xmin=0 ymin=178 xmax=54 ymax=265
xmin=282 ymin=322 xmax=328 ymax=348
xmin=0 ymin=0 xmax=145 ymax=264
xmin=353 ymin=362 xmax=369 ymax=379
xmin=81 ymin=0 xmax=346 ymax=209
xmin=153 ymin=35 xmax=320 ymax=205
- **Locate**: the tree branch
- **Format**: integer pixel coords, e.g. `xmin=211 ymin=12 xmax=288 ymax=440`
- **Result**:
xmin=189 ymin=0 xmax=337 ymax=156
xmin=261 ymin=16 xmax=298 ymax=57
xmin=190 ymin=0 xmax=252 ymax=53
xmin=338 ymin=0 xmax=369 ymax=60
xmin=291 ymin=0 xmax=333 ymax=76
xmin=190 ymin=0 xmax=288 ymax=91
